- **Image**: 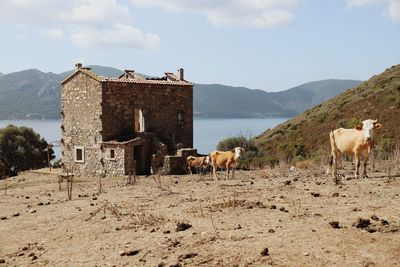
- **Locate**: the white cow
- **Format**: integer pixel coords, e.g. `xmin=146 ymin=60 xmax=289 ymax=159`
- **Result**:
xmin=328 ymin=119 xmax=383 ymax=183
xmin=186 ymin=155 xmax=210 ymax=176
xmin=210 ymin=147 xmax=245 ymax=180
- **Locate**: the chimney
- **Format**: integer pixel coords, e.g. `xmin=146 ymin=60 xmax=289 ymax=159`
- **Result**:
xmin=177 ymin=68 xmax=184 ymax=81
xmin=75 ymin=63 xmax=82 ymax=70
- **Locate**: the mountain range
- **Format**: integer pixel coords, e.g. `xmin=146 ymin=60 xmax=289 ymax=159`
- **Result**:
xmin=0 ymin=66 xmax=361 ymax=119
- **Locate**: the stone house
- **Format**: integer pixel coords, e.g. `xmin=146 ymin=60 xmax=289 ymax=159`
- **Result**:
xmin=60 ymin=64 xmax=194 ymax=176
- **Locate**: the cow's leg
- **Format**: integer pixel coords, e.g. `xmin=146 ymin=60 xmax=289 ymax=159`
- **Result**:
xmin=188 ymin=163 xmax=192 ymax=175
xmin=226 ymin=165 xmax=230 ymax=180
xmin=362 ymin=148 xmax=371 ymax=178
xmin=232 ymin=168 xmax=235 ymax=179
xmin=212 ymin=164 xmax=218 ymax=181
xmin=332 ymin=151 xmax=339 ymax=183
xmin=354 ymin=152 xmax=361 ymax=179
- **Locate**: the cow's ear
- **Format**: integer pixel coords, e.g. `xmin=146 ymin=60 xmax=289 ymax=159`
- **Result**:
xmin=374 ymin=123 xmax=383 ymax=129
xmin=231 ymin=149 xmax=235 ymax=153
xmin=355 ymin=124 xmax=363 ymax=130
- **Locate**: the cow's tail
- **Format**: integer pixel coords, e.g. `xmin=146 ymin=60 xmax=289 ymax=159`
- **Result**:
xmin=326 ymin=130 xmax=336 ymax=174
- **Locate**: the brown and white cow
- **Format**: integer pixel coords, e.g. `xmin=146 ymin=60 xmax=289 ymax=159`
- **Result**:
xmin=210 ymin=147 xmax=245 ymax=180
xmin=328 ymin=119 xmax=383 ymax=183
xmin=186 ymin=155 xmax=210 ymax=175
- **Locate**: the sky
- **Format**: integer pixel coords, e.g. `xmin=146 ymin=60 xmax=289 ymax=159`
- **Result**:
xmin=0 ymin=0 xmax=399 ymax=91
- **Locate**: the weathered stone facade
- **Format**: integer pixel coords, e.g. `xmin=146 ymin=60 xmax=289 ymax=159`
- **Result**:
xmin=61 ymin=65 xmax=193 ymax=176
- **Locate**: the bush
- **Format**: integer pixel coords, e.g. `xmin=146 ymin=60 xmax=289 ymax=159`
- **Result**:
xmin=216 ymin=135 xmax=269 ymax=169
xmin=0 ymin=125 xmax=54 ymax=178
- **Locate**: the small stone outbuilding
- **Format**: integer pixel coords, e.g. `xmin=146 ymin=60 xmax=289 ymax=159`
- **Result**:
xmin=61 ymin=64 xmax=194 ymax=176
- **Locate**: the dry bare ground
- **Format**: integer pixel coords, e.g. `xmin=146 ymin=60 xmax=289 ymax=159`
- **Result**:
xmin=1 ymin=161 xmax=400 ymax=266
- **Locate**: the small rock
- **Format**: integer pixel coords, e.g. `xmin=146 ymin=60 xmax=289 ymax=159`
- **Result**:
xmin=163 ymin=230 xmax=171 ymax=234
xmin=0 ymin=216 xmax=7 ymax=220
xmin=13 ymin=213 xmax=20 ymax=217
xmin=268 ymin=229 xmax=275 ymax=233
xmin=332 ymin=193 xmax=339 ymax=197
xmin=22 ymin=246 xmax=29 ymax=251
xmin=176 ymin=223 xmax=192 ymax=232
xmin=92 ymin=197 xmax=97 ymax=201
xmin=353 ymin=218 xmax=371 ymax=229
xmin=270 ymin=205 xmax=277 ymax=210
xmin=119 ymin=249 xmax=140 ymax=256
xmin=29 ymin=209 xmax=36 ymax=214
xmin=25 ymin=196 xmax=30 ymax=199
xmin=311 ymin=192 xmax=321 ymax=197
xmin=371 ymin=215 xmax=379 ymax=221
xmin=279 ymin=207 xmax=286 ymax=212
xmin=31 ymin=255 xmax=38 ymax=261
xmin=37 ymin=202 xmax=44 ymax=206
xmin=313 ymin=213 xmax=322 ymax=217
xmin=115 ymin=227 xmax=121 ymax=231
xmin=178 ymin=253 xmax=198 ymax=261
xmin=28 ymin=252 xmax=35 ymax=257
xmin=18 ymin=252 xmax=24 ymax=257
xmin=329 ymin=221 xmax=340 ymax=229
xmin=0 ymin=259 xmax=5 ymax=264
xmin=352 ymin=207 xmax=361 ymax=212
xmin=380 ymin=219 xmax=389 ymax=225
xmin=101 ymin=216 xmax=106 ymax=220
xmin=284 ymin=180 xmax=291 ymax=185
xmin=303 ymin=252 xmax=309 ymax=256
xmin=260 ymin=248 xmax=269 ymax=256
xmin=233 ymin=224 xmax=242 ymax=230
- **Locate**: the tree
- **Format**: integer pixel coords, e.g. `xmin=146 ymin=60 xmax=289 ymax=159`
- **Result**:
xmin=0 ymin=125 xmax=54 ymax=178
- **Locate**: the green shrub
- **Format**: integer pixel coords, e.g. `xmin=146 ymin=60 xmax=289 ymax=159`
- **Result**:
xmin=0 ymin=125 xmax=54 ymax=178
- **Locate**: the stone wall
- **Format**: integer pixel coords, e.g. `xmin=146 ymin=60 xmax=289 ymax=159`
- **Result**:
xmin=101 ymin=82 xmax=193 ymax=150
xmin=162 ymin=148 xmax=197 ymax=175
xmin=61 ymin=72 xmax=103 ymax=176
xmin=102 ymin=144 xmax=126 ymax=176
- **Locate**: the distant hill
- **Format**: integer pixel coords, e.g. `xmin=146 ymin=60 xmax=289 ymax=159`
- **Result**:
xmin=0 ymin=72 xmax=4 ymax=77
xmin=0 ymin=65 xmax=361 ymax=119
xmin=194 ymin=84 xmax=295 ymax=118
xmin=195 ymin=80 xmax=361 ymax=118
xmin=255 ymin=64 xmax=400 ymax=163
xmin=0 ymin=69 xmax=61 ymax=119
xmin=58 ymin=65 xmax=124 ymax=80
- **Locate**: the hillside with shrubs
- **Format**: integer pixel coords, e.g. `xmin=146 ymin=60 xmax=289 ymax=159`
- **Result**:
xmin=254 ymin=64 xmax=400 ymax=165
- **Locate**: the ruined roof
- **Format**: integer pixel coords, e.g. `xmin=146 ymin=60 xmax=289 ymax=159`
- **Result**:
xmin=61 ymin=66 xmax=193 ymax=86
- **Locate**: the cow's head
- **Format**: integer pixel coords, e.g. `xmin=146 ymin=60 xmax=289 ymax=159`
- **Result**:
xmin=231 ymin=147 xmax=245 ymax=160
xmin=204 ymin=155 xmax=211 ymax=165
xmin=355 ymin=119 xmax=383 ymax=141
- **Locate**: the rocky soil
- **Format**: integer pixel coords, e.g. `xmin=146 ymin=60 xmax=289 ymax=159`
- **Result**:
xmin=1 ymin=161 xmax=400 ymax=266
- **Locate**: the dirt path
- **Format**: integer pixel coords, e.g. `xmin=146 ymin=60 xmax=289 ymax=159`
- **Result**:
xmin=1 ymin=163 xmax=400 ymax=266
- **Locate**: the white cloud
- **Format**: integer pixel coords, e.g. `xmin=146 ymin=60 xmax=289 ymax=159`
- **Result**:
xmin=347 ymin=0 xmax=380 ymax=7
xmin=71 ymin=24 xmax=160 ymax=49
xmin=131 ymin=0 xmax=300 ymax=28
xmin=0 ymin=0 xmax=160 ymax=49
xmin=347 ymin=0 xmax=400 ymax=22
xmin=388 ymin=0 xmax=400 ymax=22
